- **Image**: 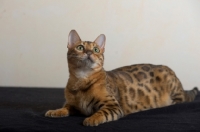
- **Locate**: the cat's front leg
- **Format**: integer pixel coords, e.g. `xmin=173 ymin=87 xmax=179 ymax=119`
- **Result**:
xmin=45 ymin=104 xmax=75 ymax=118
xmin=45 ymin=108 xmax=69 ymax=117
xmin=83 ymin=96 xmax=124 ymax=126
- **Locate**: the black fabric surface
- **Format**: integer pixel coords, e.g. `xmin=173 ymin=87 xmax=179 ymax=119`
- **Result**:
xmin=0 ymin=87 xmax=200 ymax=132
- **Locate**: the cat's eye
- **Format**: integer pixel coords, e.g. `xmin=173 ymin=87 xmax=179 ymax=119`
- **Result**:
xmin=76 ymin=45 xmax=84 ymax=51
xmin=93 ymin=47 xmax=100 ymax=53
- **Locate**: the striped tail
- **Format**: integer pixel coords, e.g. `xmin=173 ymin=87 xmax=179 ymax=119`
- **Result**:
xmin=184 ymin=87 xmax=199 ymax=102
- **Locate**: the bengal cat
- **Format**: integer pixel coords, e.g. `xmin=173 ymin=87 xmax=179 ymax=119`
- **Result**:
xmin=45 ymin=30 xmax=199 ymax=126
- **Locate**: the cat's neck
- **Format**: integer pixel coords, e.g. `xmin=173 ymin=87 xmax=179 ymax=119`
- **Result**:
xmin=74 ymin=68 xmax=93 ymax=79
xmin=68 ymin=65 xmax=104 ymax=80
xmin=67 ymin=66 xmax=106 ymax=91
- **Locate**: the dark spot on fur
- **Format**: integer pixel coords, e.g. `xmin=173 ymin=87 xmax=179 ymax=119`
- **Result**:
xmin=145 ymin=96 xmax=150 ymax=104
xmin=128 ymin=67 xmax=138 ymax=72
xmin=124 ymin=87 xmax=127 ymax=93
xmin=164 ymin=74 xmax=168 ymax=81
xmin=126 ymin=110 xmax=130 ymax=114
xmin=138 ymin=89 xmax=145 ymax=96
xmin=160 ymin=86 xmax=163 ymax=91
xmin=125 ymin=96 xmax=128 ymax=101
xmin=170 ymin=83 xmax=173 ymax=88
xmin=138 ymin=83 xmax=143 ymax=87
xmin=154 ymin=87 xmax=161 ymax=97
xmin=129 ymin=87 xmax=135 ymax=99
xmin=142 ymin=66 xmax=150 ymax=72
xmin=150 ymin=79 xmax=154 ymax=83
xmin=116 ymin=68 xmax=124 ymax=72
xmin=126 ymin=66 xmax=132 ymax=69
xmin=137 ymin=102 xmax=144 ymax=109
xmin=153 ymin=87 xmax=158 ymax=92
xmin=172 ymin=98 xmax=183 ymax=103
xmin=125 ymin=96 xmax=133 ymax=109
xmin=135 ymin=105 xmax=138 ymax=110
xmin=156 ymin=76 xmax=161 ymax=82
xmin=144 ymin=85 xmax=151 ymax=92
xmin=158 ymin=69 xmax=163 ymax=72
xmin=134 ymin=72 xmax=147 ymax=82
xmin=154 ymin=96 xmax=158 ymax=106
xmin=118 ymin=71 xmax=133 ymax=83
xmin=107 ymin=71 xmax=117 ymax=80
xmin=149 ymin=72 xmax=154 ymax=77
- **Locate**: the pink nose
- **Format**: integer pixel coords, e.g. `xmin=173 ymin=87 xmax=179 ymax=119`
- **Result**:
xmin=86 ymin=51 xmax=92 ymax=55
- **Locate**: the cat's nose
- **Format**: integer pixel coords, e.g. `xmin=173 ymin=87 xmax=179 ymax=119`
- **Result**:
xmin=86 ymin=51 xmax=93 ymax=56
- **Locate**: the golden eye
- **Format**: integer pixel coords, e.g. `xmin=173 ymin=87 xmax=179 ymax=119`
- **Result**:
xmin=76 ymin=45 xmax=84 ymax=51
xmin=93 ymin=47 xmax=100 ymax=53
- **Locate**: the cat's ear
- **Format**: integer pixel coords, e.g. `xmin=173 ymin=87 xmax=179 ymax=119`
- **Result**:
xmin=68 ymin=30 xmax=81 ymax=48
xmin=94 ymin=34 xmax=106 ymax=50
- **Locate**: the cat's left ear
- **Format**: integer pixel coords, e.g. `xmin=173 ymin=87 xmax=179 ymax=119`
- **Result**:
xmin=94 ymin=34 xmax=106 ymax=52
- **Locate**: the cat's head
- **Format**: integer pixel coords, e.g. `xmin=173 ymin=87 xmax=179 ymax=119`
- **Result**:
xmin=67 ymin=30 xmax=106 ymax=77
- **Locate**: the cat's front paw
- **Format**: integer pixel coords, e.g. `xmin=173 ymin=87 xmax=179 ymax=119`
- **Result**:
xmin=83 ymin=114 xmax=105 ymax=126
xmin=45 ymin=108 xmax=69 ymax=118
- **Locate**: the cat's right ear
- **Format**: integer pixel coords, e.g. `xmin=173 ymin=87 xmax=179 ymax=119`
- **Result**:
xmin=94 ymin=34 xmax=106 ymax=51
xmin=68 ymin=30 xmax=81 ymax=48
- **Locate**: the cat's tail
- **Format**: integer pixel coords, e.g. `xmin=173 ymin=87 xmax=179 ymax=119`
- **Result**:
xmin=184 ymin=87 xmax=199 ymax=102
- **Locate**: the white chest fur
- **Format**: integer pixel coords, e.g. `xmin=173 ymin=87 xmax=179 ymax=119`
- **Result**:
xmin=75 ymin=68 xmax=92 ymax=78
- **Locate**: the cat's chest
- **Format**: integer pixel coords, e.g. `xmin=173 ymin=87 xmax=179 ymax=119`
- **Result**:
xmin=74 ymin=92 xmax=94 ymax=116
xmin=75 ymin=69 xmax=91 ymax=78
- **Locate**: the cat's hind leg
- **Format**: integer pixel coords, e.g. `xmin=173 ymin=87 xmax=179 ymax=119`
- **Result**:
xmin=171 ymin=86 xmax=198 ymax=104
xmin=184 ymin=87 xmax=199 ymax=102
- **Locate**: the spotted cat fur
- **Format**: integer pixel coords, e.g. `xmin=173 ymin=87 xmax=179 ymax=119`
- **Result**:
xmin=45 ymin=30 xmax=198 ymax=126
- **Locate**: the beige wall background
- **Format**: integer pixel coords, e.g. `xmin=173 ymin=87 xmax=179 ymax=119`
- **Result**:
xmin=0 ymin=0 xmax=200 ymax=90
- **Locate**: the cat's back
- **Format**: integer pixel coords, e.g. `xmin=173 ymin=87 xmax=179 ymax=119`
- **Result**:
xmin=106 ymin=63 xmax=175 ymax=92
xmin=107 ymin=64 xmax=175 ymax=79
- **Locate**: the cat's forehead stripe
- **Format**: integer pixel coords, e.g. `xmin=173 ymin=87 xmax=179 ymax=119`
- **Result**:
xmin=83 ymin=41 xmax=92 ymax=44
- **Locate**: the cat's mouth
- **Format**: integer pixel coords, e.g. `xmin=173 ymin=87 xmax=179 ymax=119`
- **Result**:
xmin=84 ymin=56 xmax=95 ymax=66
xmin=76 ymin=56 xmax=95 ymax=68
xmin=81 ymin=54 xmax=95 ymax=63
xmin=87 ymin=55 xmax=94 ymax=62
